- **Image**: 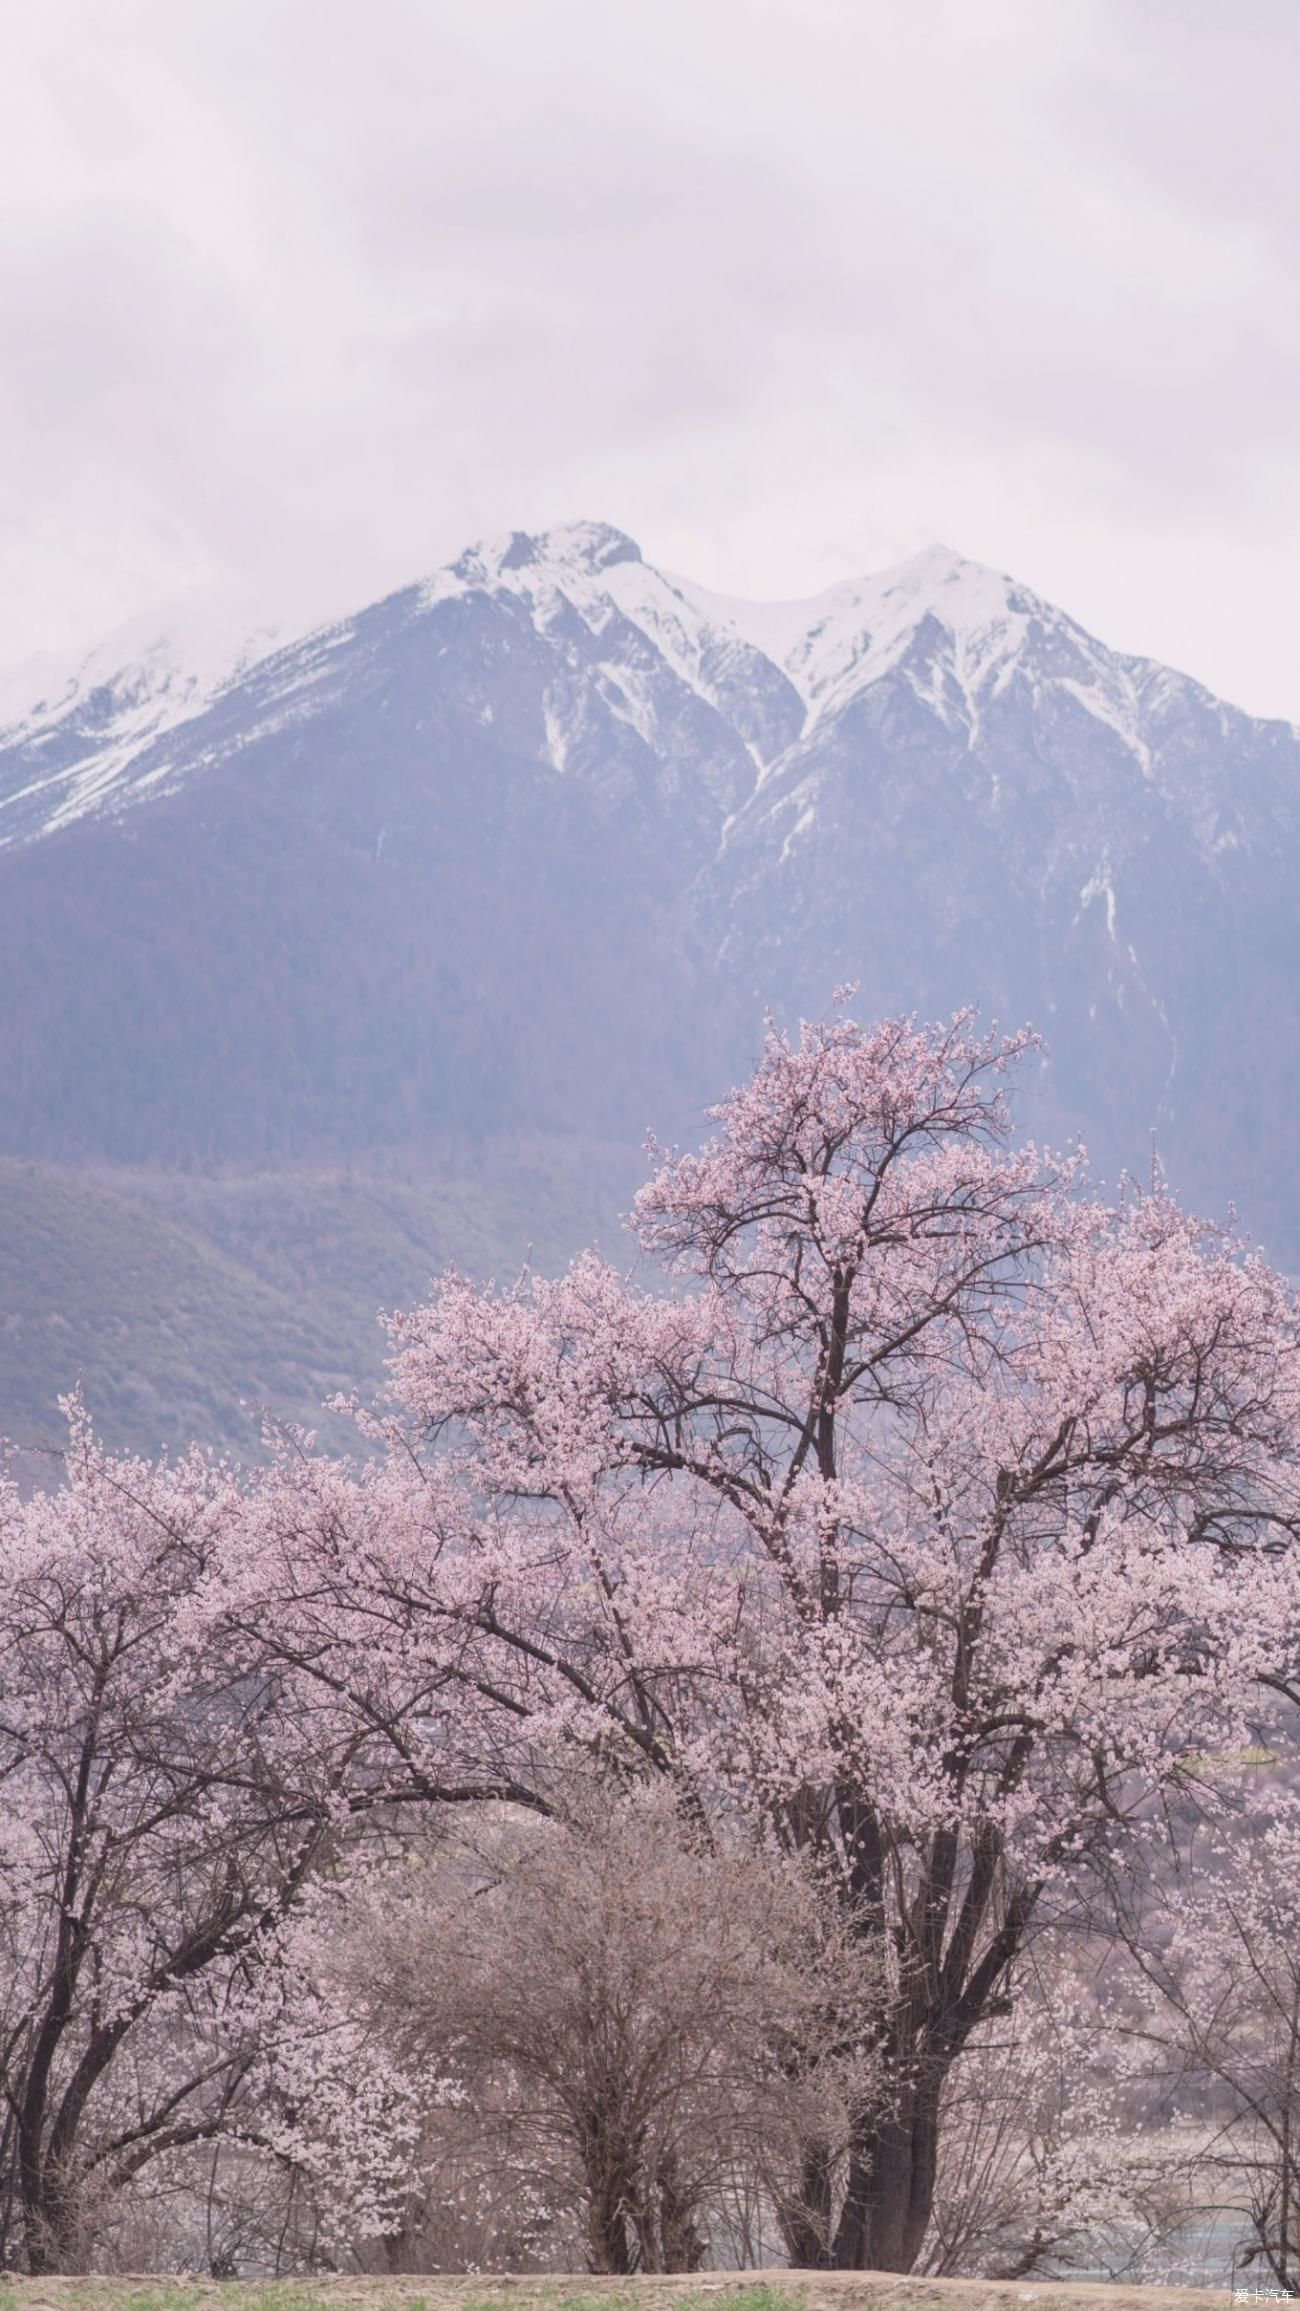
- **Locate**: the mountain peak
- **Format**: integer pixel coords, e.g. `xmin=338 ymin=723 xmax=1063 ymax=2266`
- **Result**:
xmin=873 ymin=544 xmax=1082 ymax=655
xmin=541 ymin=520 xmax=644 ymax=572
xmin=682 ymin=544 xmax=1088 ymax=726
xmin=886 ymin=540 xmax=1029 ymax=614
xmin=450 ymin=521 xmax=643 ymax=590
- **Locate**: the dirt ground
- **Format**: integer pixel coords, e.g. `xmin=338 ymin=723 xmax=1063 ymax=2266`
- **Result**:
xmin=0 ymin=2270 xmax=1249 ymax=2311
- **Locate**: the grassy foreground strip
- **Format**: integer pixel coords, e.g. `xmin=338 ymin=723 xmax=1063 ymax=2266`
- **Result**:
xmin=0 ymin=2275 xmax=1241 ymax=2311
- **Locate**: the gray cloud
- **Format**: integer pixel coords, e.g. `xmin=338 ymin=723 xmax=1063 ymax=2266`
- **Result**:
xmin=1 ymin=0 xmax=1297 ymax=716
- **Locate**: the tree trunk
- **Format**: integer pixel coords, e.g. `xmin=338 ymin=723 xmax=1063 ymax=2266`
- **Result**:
xmin=651 ymin=2150 xmax=706 ymax=2272
xmin=781 ymin=2138 xmax=838 ymax=2266
xmin=19 ymin=2157 xmax=82 ymax=2277
xmin=831 ymin=2082 xmax=943 ymax=2271
xmin=581 ymin=2120 xmax=638 ymax=2273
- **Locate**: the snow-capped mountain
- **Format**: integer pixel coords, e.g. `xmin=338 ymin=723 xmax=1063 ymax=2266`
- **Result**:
xmin=2 ymin=521 xmax=1298 ymax=1258
xmin=0 ymin=590 xmax=303 ymax=850
xmin=2 ymin=523 xmax=1270 ymax=852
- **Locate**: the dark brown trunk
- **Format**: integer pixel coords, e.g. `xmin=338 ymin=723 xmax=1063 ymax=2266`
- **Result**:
xmin=832 ymin=2085 xmax=942 ymax=2271
xmin=581 ymin=2120 xmax=638 ymax=2273
xmin=19 ymin=2157 xmax=81 ymax=2277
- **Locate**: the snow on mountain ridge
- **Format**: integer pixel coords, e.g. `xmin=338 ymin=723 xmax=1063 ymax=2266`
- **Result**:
xmin=676 ymin=545 xmax=1035 ymax=699
xmin=0 ymin=522 xmax=1292 ymax=860
xmin=679 ymin=543 xmax=1176 ymax=774
xmin=0 ymin=589 xmax=300 ymax=742
xmin=418 ymin=520 xmax=804 ymax=771
xmin=0 ymin=589 xmax=308 ymax=846
xmin=416 ymin=522 xmax=1139 ymax=779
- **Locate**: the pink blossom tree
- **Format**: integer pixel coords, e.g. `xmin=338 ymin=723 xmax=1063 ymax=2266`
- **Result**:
xmin=218 ymin=1003 xmax=1300 ymax=2271
xmin=1122 ymin=1788 xmax=1300 ymax=2291
xmin=0 ymin=1409 xmax=370 ymax=2274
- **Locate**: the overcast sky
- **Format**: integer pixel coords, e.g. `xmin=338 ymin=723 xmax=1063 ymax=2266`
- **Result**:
xmin=2 ymin=0 xmax=1298 ymax=715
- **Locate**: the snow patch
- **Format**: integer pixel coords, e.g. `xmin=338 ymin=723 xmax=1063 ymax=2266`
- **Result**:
xmin=1080 ymin=863 xmax=1118 ymax=942
xmin=779 ymin=802 xmax=817 ymax=862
